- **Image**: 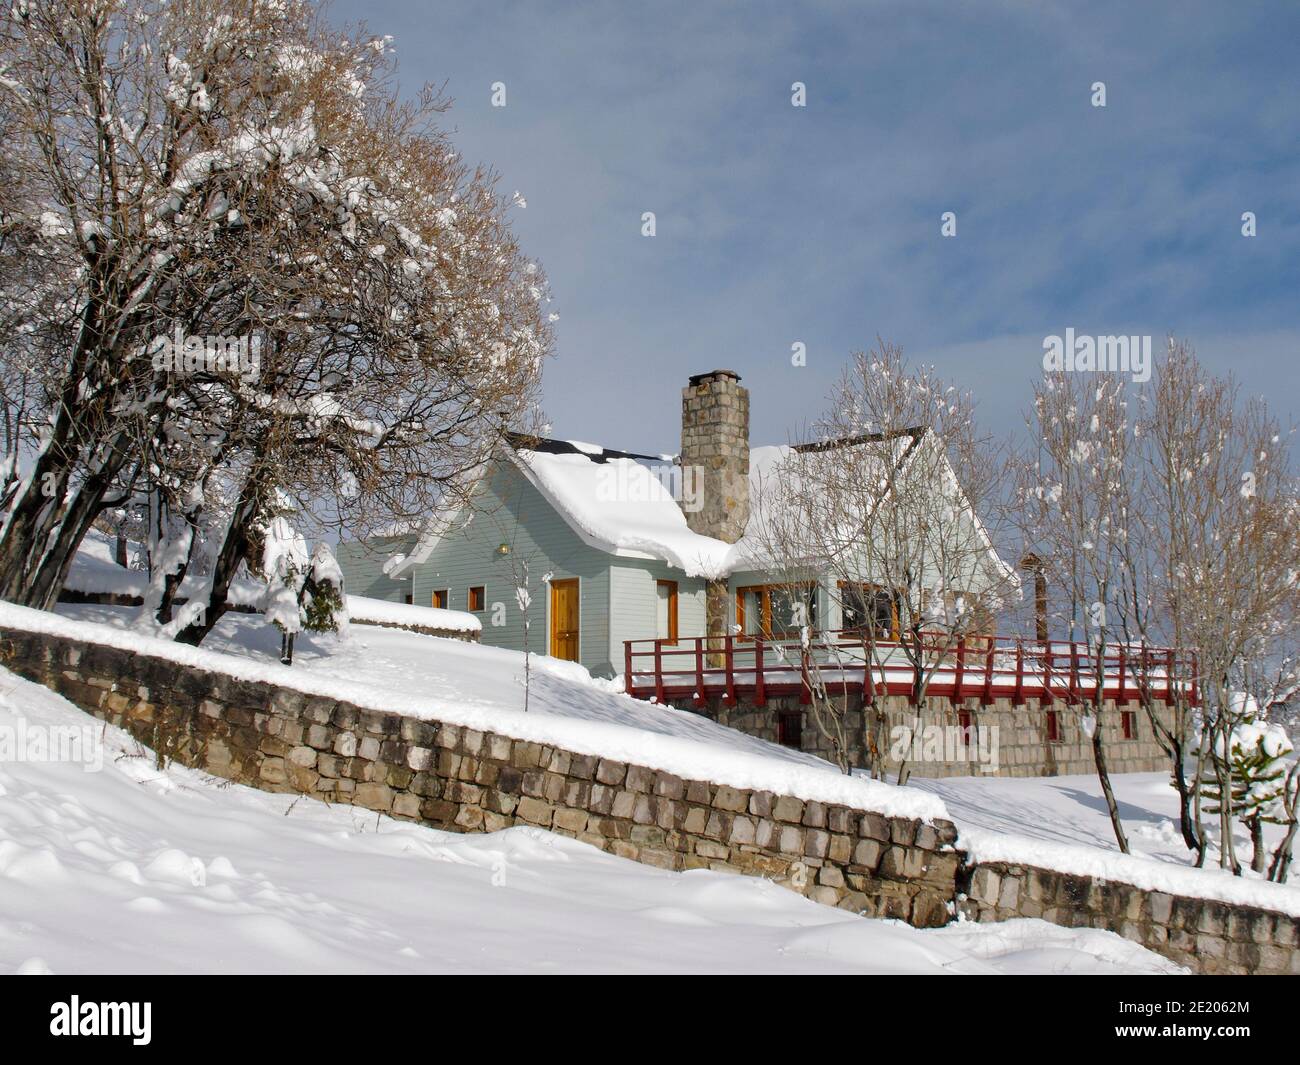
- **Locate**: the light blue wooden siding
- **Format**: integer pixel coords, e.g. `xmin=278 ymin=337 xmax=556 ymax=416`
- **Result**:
xmin=409 ymin=461 xmax=618 ymax=677
xmin=336 ymin=534 xmax=417 ymax=603
xmin=608 ymin=561 xmax=708 ymax=671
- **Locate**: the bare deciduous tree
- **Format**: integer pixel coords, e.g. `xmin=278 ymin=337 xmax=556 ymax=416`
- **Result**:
xmin=746 ymin=343 xmax=1017 ymax=779
xmin=1021 ymin=339 xmax=1299 ymax=866
xmin=1020 ymin=372 xmax=1138 ymax=851
xmin=0 ymin=0 xmax=550 ymax=635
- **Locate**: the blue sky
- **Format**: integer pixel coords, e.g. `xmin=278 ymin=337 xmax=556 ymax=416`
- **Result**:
xmin=330 ymin=0 xmax=1300 ymax=452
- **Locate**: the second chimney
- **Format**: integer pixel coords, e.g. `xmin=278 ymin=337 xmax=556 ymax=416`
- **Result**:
xmin=681 ymin=369 xmax=750 ymax=544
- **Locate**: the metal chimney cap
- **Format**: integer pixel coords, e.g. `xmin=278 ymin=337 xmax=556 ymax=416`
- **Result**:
xmin=687 ymin=369 xmax=742 ymax=386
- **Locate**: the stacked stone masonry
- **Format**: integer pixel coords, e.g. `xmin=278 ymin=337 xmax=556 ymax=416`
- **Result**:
xmin=1 ymin=623 xmax=1295 ymax=974
xmin=961 ymin=862 xmax=1300 ymax=976
xmin=695 ymin=691 xmax=1174 ymax=778
xmin=680 ymin=369 xmax=750 ymax=545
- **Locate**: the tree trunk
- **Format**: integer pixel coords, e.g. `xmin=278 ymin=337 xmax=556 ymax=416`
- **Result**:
xmin=0 ymin=306 xmax=104 ymax=603
xmin=173 ymin=454 xmax=273 ymax=647
xmin=1249 ymin=817 xmax=1267 ymax=874
xmin=26 ymin=458 xmax=127 ymax=611
xmin=1092 ymin=718 xmax=1130 ymax=853
xmin=1191 ymin=746 xmax=1210 ymax=867
xmin=0 ymin=471 xmax=68 ymax=602
xmin=1212 ymin=725 xmax=1241 ymax=875
xmin=1170 ymin=741 xmax=1202 ymax=852
xmin=1269 ymin=820 xmax=1297 ymax=883
xmin=1144 ymin=697 xmax=1201 ymax=853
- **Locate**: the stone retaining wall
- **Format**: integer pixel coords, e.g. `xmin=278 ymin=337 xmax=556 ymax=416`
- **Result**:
xmin=2 ymin=621 xmax=1296 ymax=974
xmin=960 ymin=861 xmax=1300 ymax=975
xmin=0 ymin=624 xmax=959 ymax=928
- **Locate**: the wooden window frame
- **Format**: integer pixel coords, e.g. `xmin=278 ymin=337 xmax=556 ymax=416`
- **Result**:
xmin=431 ymin=589 xmax=449 ymax=610
xmin=837 ymin=580 xmax=900 ymax=641
xmin=467 ymin=585 xmax=486 ymax=612
xmin=735 ymin=582 xmax=816 ymax=640
xmin=655 ymin=579 xmax=679 ymax=644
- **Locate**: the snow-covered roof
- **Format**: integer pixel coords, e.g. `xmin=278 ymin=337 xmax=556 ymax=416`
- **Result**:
xmin=387 ymin=428 xmax=1013 ymax=584
xmin=505 ymin=431 xmax=955 ymax=580
xmin=506 ymin=436 xmax=737 ymax=578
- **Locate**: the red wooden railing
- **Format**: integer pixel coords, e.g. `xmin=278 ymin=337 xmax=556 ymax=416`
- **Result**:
xmin=623 ymin=629 xmax=1199 ymax=710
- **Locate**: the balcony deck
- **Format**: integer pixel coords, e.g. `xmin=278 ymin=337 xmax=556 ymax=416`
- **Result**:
xmin=623 ymin=630 xmax=1199 ymax=709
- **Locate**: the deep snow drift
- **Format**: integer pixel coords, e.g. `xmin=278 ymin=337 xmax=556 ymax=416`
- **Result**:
xmin=0 ymin=668 xmax=1180 ymax=975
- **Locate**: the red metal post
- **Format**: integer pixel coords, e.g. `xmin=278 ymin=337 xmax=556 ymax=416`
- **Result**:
xmin=1014 ymin=638 xmax=1025 ymax=706
xmin=724 ymin=635 xmax=736 ymax=704
xmin=624 ymin=641 xmax=633 ymax=695
xmin=694 ymin=639 xmax=705 ymax=707
xmin=953 ymin=636 xmax=966 ymax=704
xmin=653 ymin=639 xmax=664 ymax=703
xmin=982 ymin=639 xmax=996 ymax=706
xmin=755 ymin=638 xmax=766 ymax=707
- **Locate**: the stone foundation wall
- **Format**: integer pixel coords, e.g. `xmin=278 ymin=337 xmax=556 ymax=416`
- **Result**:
xmin=0 ymin=624 xmax=958 ymax=929
xmin=961 ymin=862 xmax=1300 ymax=976
xmin=694 ymin=692 xmax=1173 ymax=779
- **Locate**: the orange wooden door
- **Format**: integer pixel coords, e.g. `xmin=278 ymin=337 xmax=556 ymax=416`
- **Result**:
xmin=550 ymin=579 xmax=580 ymax=662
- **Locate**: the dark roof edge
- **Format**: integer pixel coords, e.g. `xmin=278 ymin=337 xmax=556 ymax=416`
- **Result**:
xmin=790 ymin=426 xmax=927 ymax=454
xmin=504 ymin=431 xmax=665 ymax=465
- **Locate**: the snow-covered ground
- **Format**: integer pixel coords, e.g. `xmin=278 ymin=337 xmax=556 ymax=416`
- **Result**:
xmin=0 ymin=668 xmax=1181 ymax=975
xmin=914 ymin=771 xmax=1265 ymax=863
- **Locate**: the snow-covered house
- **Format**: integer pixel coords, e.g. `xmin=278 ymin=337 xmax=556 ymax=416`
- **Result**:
xmin=337 ymin=370 xmax=1012 ymax=679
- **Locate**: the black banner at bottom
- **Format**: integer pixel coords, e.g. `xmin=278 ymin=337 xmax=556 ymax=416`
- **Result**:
xmin=0 ymin=973 xmax=1291 ymax=1052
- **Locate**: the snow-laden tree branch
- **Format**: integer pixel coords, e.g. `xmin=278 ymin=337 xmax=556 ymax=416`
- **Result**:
xmin=0 ymin=0 xmax=551 ymax=635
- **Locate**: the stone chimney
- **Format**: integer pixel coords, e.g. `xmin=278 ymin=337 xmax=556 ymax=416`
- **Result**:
xmin=1020 ymin=553 xmax=1048 ymax=643
xmin=680 ymin=369 xmax=750 ymax=544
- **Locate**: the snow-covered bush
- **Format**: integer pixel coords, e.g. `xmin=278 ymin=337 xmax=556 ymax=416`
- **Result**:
xmin=258 ymin=507 xmax=348 ymax=663
xmin=1194 ymin=693 xmax=1295 ymax=871
xmin=301 ymin=543 xmax=348 ymax=635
